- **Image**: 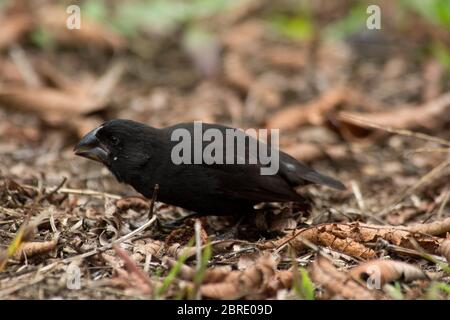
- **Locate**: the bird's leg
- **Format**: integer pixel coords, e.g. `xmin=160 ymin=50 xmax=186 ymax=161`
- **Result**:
xmin=214 ymin=215 xmax=246 ymax=240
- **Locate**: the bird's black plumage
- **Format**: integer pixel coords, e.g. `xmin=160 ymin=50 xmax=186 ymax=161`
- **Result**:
xmin=74 ymin=119 xmax=345 ymax=216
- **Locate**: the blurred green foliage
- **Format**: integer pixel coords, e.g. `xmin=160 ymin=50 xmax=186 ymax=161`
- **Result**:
xmin=425 ymin=281 xmax=450 ymax=299
xmin=384 ymin=282 xmax=404 ymax=300
xmin=270 ymin=14 xmax=314 ymax=40
xmin=30 ymin=27 xmax=55 ymax=49
xmin=293 ymin=267 xmax=315 ymax=300
xmin=82 ymin=0 xmax=243 ymax=36
xmin=403 ymin=0 xmax=450 ymax=28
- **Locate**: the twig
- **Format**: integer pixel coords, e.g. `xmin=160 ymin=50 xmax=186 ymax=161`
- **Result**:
xmin=148 ymin=184 xmax=159 ymax=219
xmin=22 ymin=184 xmax=122 ymax=200
xmin=339 ymin=114 xmax=450 ymax=147
xmin=350 ymin=180 xmax=365 ymax=211
xmin=194 ymin=219 xmax=202 ymax=300
xmin=378 ymin=158 xmax=450 ymax=217
xmin=406 ymin=147 xmax=450 ymax=155
xmin=38 ymin=176 xmax=67 ymax=203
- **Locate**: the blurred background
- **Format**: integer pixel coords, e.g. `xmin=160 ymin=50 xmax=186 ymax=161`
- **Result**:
xmin=0 ymin=0 xmax=449 ymax=216
xmin=0 ymin=0 xmax=449 ymax=299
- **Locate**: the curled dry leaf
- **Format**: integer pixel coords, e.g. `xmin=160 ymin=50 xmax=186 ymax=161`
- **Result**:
xmin=165 ymin=243 xmax=197 ymax=260
xmin=350 ymin=260 xmax=428 ymax=286
xmin=262 ymin=219 xmax=450 ymax=259
xmin=200 ymin=253 xmax=278 ymax=299
xmin=12 ymin=239 xmax=57 ymax=260
xmin=133 ymin=239 xmax=164 ymax=259
xmin=262 ymin=224 xmax=377 ymax=259
xmin=439 ymin=239 xmax=450 ymax=263
xmin=407 ymin=217 xmax=450 ymax=236
xmin=309 ymin=255 xmax=375 ymax=300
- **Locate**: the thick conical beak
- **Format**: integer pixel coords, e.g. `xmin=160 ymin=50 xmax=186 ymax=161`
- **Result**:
xmin=74 ymin=128 xmax=109 ymax=163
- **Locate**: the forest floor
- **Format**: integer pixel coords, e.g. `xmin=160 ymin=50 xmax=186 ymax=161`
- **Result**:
xmin=0 ymin=0 xmax=449 ymax=299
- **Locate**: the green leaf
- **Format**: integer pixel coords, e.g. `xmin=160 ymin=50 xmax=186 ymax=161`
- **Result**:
xmin=270 ymin=15 xmax=313 ymax=40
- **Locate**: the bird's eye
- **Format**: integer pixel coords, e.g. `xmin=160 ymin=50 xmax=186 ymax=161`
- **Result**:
xmin=110 ymin=136 xmax=120 ymax=145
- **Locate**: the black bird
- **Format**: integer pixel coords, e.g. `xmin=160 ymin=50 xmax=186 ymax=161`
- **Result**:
xmin=74 ymin=119 xmax=345 ymax=216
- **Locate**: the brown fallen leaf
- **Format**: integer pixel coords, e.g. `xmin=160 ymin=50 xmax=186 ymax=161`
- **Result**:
xmin=262 ymin=224 xmax=376 ymax=259
xmin=309 ymin=255 xmax=375 ymax=299
xmin=165 ymin=243 xmax=197 ymax=260
xmin=12 ymin=239 xmax=57 ymax=260
xmin=262 ymin=218 xmax=450 ymax=259
xmin=132 ymin=239 xmax=164 ymax=263
xmin=407 ymin=217 xmax=450 ymax=236
xmin=267 ymin=87 xmax=352 ymax=130
xmin=349 ymin=259 xmax=428 ymax=286
xmin=0 ymin=86 xmax=103 ymax=117
xmin=200 ymin=253 xmax=278 ymax=299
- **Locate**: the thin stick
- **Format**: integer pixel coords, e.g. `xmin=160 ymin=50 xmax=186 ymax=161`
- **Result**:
xmin=194 ymin=219 xmax=202 ymax=300
xmin=148 ymin=184 xmax=159 ymax=219
xmin=38 ymin=176 xmax=67 ymax=202
xmin=339 ymin=114 xmax=450 ymax=147
xmin=407 ymin=147 xmax=450 ymax=154
xmin=379 ymin=158 xmax=450 ymax=217
xmin=350 ymin=180 xmax=365 ymax=211
xmin=23 ymin=184 xmax=122 ymax=200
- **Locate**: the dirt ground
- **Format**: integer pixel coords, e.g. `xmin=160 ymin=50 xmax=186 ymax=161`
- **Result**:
xmin=0 ymin=0 xmax=449 ymax=299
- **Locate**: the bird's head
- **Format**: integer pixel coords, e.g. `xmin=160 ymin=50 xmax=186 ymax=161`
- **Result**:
xmin=74 ymin=119 xmax=153 ymax=182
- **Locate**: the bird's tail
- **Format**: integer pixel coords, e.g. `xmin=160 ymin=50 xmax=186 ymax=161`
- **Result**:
xmin=303 ymin=171 xmax=346 ymax=190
